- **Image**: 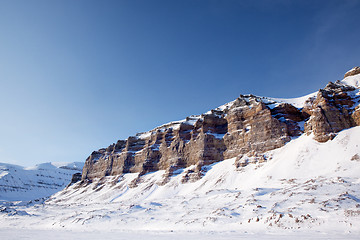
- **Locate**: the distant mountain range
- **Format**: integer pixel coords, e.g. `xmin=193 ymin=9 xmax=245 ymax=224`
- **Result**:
xmin=0 ymin=162 xmax=83 ymax=201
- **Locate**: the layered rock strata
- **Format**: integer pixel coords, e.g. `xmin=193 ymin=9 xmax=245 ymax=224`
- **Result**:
xmin=304 ymin=81 xmax=359 ymax=142
xmin=81 ymin=69 xmax=360 ymax=183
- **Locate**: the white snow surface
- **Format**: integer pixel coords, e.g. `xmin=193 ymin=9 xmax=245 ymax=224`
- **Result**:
xmin=1 ymin=127 xmax=360 ymax=237
xmin=342 ymin=71 xmax=360 ymax=88
xmin=0 ymin=162 xmax=83 ymax=201
xmin=267 ymin=92 xmax=317 ymax=109
xmin=0 ymin=228 xmax=358 ymax=240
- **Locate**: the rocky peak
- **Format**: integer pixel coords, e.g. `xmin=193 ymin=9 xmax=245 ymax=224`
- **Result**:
xmin=344 ymin=66 xmax=360 ymax=78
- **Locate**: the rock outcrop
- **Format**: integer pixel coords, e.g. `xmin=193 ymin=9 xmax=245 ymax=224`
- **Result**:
xmin=81 ymin=68 xmax=360 ymax=183
xmin=344 ymin=66 xmax=360 ymax=78
xmin=304 ymin=81 xmax=359 ymax=142
xmin=67 ymin=173 xmax=82 ymax=187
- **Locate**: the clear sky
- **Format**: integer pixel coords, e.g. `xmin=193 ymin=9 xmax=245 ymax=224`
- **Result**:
xmin=1 ymin=0 xmax=359 ymax=167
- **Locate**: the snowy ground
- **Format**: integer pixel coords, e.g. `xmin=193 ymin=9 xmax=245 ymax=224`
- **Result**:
xmin=1 ymin=228 xmax=360 ymax=240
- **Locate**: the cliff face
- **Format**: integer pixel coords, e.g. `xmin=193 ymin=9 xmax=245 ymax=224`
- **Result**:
xmin=82 ymin=96 xmax=305 ymax=182
xmin=304 ymin=81 xmax=359 ymax=142
xmin=81 ymin=68 xmax=360 ymax=182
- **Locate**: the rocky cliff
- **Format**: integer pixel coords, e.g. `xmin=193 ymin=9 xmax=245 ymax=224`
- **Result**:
xmin=81 ymin=68 xmax=360 ymax=183
xmin=304 ymin=81 xmax=359 ymax=142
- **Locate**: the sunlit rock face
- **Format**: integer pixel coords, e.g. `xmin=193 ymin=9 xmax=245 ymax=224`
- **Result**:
xmin=223 ymin=97 xmax=304 ymax=160
xmin=81 ymin=97 xmax=305 ymax=182
xmin=304 ymin=81 xmax=359 ymax=142
xmin=82 ymin=68 xmax=360 ymax=182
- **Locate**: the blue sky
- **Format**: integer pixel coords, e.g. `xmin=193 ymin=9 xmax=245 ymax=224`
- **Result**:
xmin=1 ymin=0 xmax=359 ymax=166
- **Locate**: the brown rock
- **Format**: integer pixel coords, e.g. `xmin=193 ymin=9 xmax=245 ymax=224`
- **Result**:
xmin=344 ymin=67 xmax=360 ymax=78
xmin=81 ymin=94 xmax=307 ymax=181
xmin=304 ymin=81 xmax=357 ymax=142
xmin=81 ymin=72 xmax=360 ymax=182
xmin=352 ymin=107 xmax=360 ymax=126
xmin=223 ymin=97 xmax=295 ymax=159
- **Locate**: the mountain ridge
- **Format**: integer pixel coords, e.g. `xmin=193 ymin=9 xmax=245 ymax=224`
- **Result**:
xmin=80 ymin=68 xmax=360 ymax=184
xmin=0 ymin=161 xmax=83 ymax=201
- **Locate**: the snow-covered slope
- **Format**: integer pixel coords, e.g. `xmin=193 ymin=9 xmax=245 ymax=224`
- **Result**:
xmin=0 ymin=162 xmax=83 ymax=201
xmin=1 ymin=127 xmax=359 ymax=233
xmin=343 ymin=71 xmax=360 ymax=88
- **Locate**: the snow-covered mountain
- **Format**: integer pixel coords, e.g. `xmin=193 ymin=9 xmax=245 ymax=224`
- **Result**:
xmin=42 ymin=127 xmax=360 ymax=232
xmin=0 ymin=67 xmax=360 ymax=235
xmin=0 ymin=162 xmax=83 ymax=201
